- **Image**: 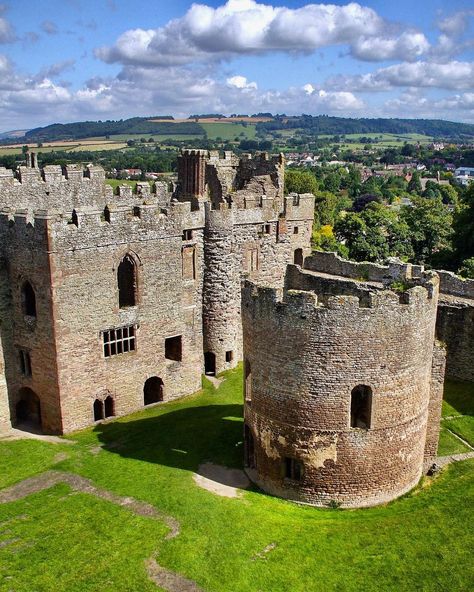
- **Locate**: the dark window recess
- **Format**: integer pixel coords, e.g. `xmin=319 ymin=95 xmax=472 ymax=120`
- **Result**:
xmin=71 ymin=209 xmax=79 ymax=227
xmin=165 ymin=335 xmax=182 ymax=361
xmin=285 ymin=457 xmax=303 ymax=481
xmin=103 ymin=206 xmax=111 ymax=223
xmin=93 ymin=399 xmax=104 ymax=421
xmin=293 ymin=226 xmax=299 ymax=234
xmin=351 ymin=385 xmax=372 ymax=429
xmin=117 ymin=255 xmax=137 ymax=308
xmin=144 ymin=377 xmax=164 ymax=405
xmin=204 ymin=351 xmax=216 ymax=376
xmin=182 ymin=229 xmax=193 ymax=240
xmin=103 ymin=325 xmax=136 ymax=358
xmin=21 ymin=282 xmax=37 ymax=317
xmin=264 ymin=224 xmax=271 ymax=234
xmin=225 ymin=350 xmax=233 ymax=363
xmin=293 ymin=248 xmax=304 ymax=266
xmin=19 ymin=349 xmax=32 ymax=377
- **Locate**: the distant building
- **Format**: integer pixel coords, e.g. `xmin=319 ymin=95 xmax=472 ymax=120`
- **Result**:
xmin=454 ymin=167 xmax=474 ymax=186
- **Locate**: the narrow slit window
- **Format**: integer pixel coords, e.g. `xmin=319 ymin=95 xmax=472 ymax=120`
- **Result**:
xmin=225 ymin=350 xmax=233 ymax=363
xmin=19 ymin=349 xmax=32 ymax=377
xmin=21 ymin=282 xmax=37 ymax=318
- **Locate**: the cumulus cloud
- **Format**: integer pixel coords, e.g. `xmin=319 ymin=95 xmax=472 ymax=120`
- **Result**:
xmin=351 ymin=31 xmax=429 ymax=62
xmin=383 ymin=89 xmax=474 ymax=120
xmin=327 ymin=61 xmax=474 ymax=92
xmin=95 ymin=1 xmax=428 ymax=66
xmin=437 ymin=10 xmax=474 ymax=38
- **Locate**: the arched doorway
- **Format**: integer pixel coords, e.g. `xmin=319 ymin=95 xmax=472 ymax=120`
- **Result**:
xmin=93 ymin=399 xmax=104 ymax=422
xmin=104 ymin=395 xmax=115 ymax=418
xmin=294 ymin=248 xmax=304 ymax=266
xmin=204 ymin=352 xmax=216 ymax=376
xmin=16 ymin=388 xmax=42 ymax=430
xmin=144 ymin=377 xmax=164 ymax=405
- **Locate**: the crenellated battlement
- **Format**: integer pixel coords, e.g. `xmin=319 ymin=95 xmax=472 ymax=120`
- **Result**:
xmin=244 ymin=271 xmax=437 ymax=317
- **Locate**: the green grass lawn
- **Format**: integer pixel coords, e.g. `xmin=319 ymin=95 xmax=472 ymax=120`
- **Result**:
xmin=1 ymin=369 xmax=473 ymax=591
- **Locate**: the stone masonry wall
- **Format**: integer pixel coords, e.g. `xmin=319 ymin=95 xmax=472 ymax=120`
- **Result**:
xmin=242 ymin=269 xmax=441 ymax=508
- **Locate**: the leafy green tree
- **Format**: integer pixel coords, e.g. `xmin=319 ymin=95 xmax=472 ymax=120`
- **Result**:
xmin=458 ymin=258 xmax=474 ymax=279
xmin=407 ymin=171 xmax=422 ymax=194
xmin=284 ymin=169 xmax=319 ymax=195
xmin=401 ymin=196 xmax=453 ymax=263
xmin=452 ymin=183 xmax=474 ymax=266
xmin=334 ymin=202 xmax=413 ymax=262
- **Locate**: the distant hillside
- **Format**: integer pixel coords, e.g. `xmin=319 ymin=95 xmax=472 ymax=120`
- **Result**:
xmin=22 ymin=116 xmax=203 ymax=142
xmin=258 ymin=115 xmax=474 ymax=139
xmin=2 ymin=114 xmax=473 ymax=145
xmin=0 ymin=129 xmax=29 ymax=140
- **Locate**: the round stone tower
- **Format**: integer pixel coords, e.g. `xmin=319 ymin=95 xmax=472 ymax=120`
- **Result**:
xmin=242 ymin=265 xmax=443 ymax=508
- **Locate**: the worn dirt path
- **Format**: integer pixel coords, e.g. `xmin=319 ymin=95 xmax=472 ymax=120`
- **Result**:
xmin=0 ymin=470 xmax=202 ymax=591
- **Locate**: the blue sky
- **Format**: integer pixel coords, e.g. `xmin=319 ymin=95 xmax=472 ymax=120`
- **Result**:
xmin=0 ymin=0 xmax=473 ymax=131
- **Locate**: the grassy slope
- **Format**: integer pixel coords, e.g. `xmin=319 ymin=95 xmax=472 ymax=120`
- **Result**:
xmin=0 ymin=370 xmax=473 ymax=591
xmin=200 ymin=122 xmax=257 ymax=140
xmin=439 ymin=379 xmax=474 ymax=454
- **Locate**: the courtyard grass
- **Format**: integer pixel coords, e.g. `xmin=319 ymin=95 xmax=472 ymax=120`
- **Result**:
xmin=0 ymin=369 xmax=473 ymax=591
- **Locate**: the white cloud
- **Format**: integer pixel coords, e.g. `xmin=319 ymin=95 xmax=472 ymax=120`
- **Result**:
xmin=95 ymin=1 xmax=427 ymax=66
xmin=226 ymin=75 xmax=257 ymax=90
xmin=327 ymin=61 xmax=474 ymax=92
xmin=383 ymin=90 xmax=474 ymax=121
xmin=351 ymin=31 xmax=429 ymax=62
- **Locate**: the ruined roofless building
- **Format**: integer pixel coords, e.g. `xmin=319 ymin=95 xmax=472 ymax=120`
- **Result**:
xmin=0 ymin=150 xmax=314 ymax=434
xmin=242 ymin=251 xmax=474 ymax=508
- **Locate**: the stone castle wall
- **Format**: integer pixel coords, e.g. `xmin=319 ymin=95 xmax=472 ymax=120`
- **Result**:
xmin=0 ymin=152 xmax=314 ymax=433
xmin=242 ymin=266 xmax=442 ymax=508
xmin=306 ymin=250 xmax=474 ymax=383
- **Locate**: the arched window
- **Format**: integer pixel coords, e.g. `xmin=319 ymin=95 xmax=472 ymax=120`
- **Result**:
xmin=21 ymin=281 xmax=37 ymax=317
xmin=117 ymin=255 xmax=137 ymax=308
xmin=93 ymin=399 xmax=104 ymax=422
xmin=144 ymin=377 xmax=164 ymax=405
xmin=104 ymin=395 xmax=115 ymax=418
xmin=350 ymin=385 xmax=372 ymax=429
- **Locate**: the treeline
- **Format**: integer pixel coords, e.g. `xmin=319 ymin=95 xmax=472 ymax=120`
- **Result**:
xmin=285 ymin=166 xmax=474 ymax=278
xmin=18 ymin=117 xmax=203 ymax=143
xmin=258 ymin=115 xmax=474 ymax=139
xmin=0 ymin=146 xmax=177 ymax=173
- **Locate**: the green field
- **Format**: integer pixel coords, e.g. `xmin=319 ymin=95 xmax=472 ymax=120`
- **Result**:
xmin=200 ymin=122 xmax=257 ymax=140
xmin=0 ymin=369 xmax=473 ymax=591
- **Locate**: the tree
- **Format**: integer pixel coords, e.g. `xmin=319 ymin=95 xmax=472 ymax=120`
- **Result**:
xmin=334 ymin=202 xmax=413 ymax=262
xmin=407 ymin=171 xmax=422 ymax=194
xmin=284 ymin=169 xmax=319 ymax=195
xmin=452 ymin=182 xmax=474 ymax=266
xmin=458 ymin=258 xmax=474 ymax=279
xmin=401 ymin=196 xmax=453 ymax=263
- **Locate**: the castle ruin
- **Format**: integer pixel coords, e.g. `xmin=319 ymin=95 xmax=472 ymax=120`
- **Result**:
xmin=0 ymin=150 xmax=472 ymax=508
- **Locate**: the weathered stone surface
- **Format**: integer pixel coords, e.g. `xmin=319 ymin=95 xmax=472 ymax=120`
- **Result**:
xmin=0 ymin=150 xmax=314 ymax=433
xmin=242 ymin=257 xmax=445 ymax=508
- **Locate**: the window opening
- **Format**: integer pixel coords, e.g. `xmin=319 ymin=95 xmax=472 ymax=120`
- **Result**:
xmin=350 ymin=385 xmax=372 ymax=429
xmin=103 ymin=325 xmax=136 ymax=358
xmin=118 ymin=255 xmax=137 ymax=308
xmin=165 ymin=335 xmax=182 ymax=361
xmin=285 ymin=457 xmax=303 ymax=481
xmin=22 ymin=282 xmax=37 ymax=317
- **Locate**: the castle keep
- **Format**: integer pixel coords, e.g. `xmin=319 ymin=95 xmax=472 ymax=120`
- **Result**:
xmin=0 ymin=150 xmax=314 ymax=434
xmin=0 ymin=149 xmax=472 ymax=508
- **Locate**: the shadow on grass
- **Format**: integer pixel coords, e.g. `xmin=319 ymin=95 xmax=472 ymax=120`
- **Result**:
xmin=443 ymin=380 xmax=474 ymax=416
xmin=93 ymin=403 xmax=244 ymax=474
